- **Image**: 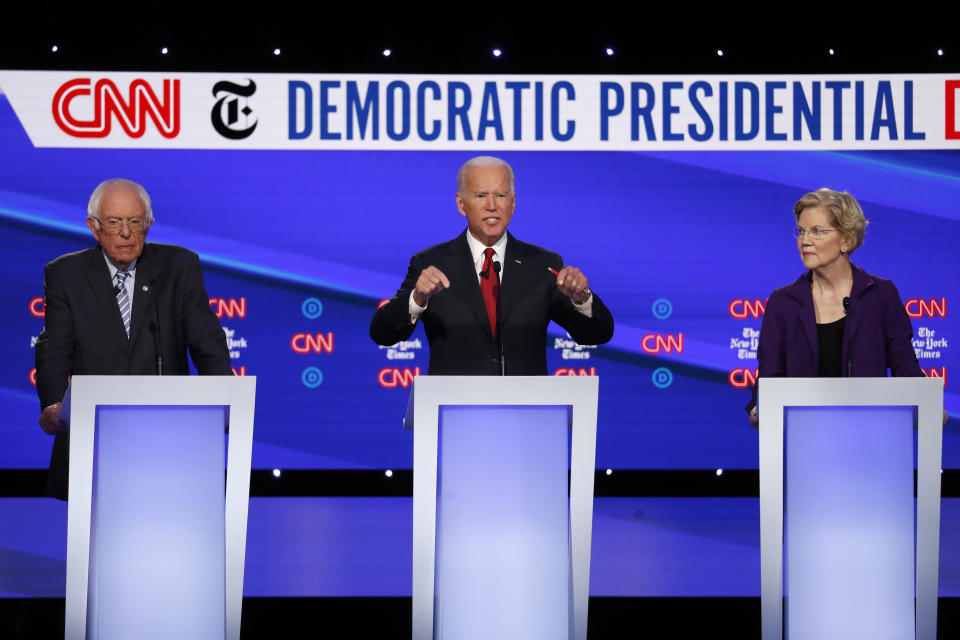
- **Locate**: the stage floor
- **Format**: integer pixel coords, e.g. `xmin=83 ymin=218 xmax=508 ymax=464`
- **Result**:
xmin=2 ymin=496 xmax=959 ymax=598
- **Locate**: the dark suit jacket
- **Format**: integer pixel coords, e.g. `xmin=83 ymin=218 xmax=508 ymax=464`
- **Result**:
xmin=35 ymin=243 xmax=232 ymax=500
xmin=369 ymin=231 xmax=614 ymax=375
xmin=747 ymin=262 xmax=923 ymax=413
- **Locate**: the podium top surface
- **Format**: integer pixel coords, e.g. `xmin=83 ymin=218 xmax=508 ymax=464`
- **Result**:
xmin=404 ymin=375 xmax=598 ymax=431
xmin=759 ymin=376 xmax=942 ymax=407
xmin=63 ymin=375 xmax=255 ymax=423
xmin=67 ymin=374 xmax=252 ymax=399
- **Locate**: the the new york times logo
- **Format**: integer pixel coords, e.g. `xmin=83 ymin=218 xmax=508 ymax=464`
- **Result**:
xmin=211 ymin=79 xmax=257 ymax=139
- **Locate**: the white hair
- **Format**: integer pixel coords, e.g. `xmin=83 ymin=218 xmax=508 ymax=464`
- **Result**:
xmin=87 ymin=178 xmax=154 ymax=226
xmin=457 ymin=156 xmax=515 ymax=195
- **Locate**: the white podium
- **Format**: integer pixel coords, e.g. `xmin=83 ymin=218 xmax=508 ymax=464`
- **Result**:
xmin=62 ymin=375 xmax=256 ymax=640
xmin=405 ymin=376 xmax=599 ymax=640
xmin=759 ymin=377 xmax=944 ymax=640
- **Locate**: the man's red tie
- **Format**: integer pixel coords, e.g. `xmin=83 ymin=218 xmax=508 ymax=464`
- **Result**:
xmin=480 ymin=247 xmax=499 ymax=336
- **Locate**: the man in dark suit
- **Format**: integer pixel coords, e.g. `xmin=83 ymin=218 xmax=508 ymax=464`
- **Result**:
xmin=370 ymin=156 xmax=613 ymax=374
xmin=35 ymin=178 xmax=232 ymax=500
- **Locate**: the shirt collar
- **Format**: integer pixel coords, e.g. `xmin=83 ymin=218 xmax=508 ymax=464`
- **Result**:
xmin=101 ymin=249 xmax=138 ymax=279
xmin=465 ymin=231 xmax=507 ymax=271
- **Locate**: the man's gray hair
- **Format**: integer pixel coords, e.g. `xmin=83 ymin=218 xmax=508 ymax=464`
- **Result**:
xmin=457 ymin=156 xmax=516 ymax=195
xmin=87 ymin=178 xmax=154 ymax=226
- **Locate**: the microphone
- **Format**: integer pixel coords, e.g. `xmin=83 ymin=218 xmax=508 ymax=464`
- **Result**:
xmin=842 ymin=296 xmax=852 ymax=376
xmin=149 ymin=321 xmax=163 ymax=376
xmin=493 ymin=262 xmax=504 ymax=376
xmin=148 ymin=280 xmax=162 ymax=375
xmin=480 ymin=257 xmax=501 ymax=279
xmin=480 ymin=261 xmax=495 ymax=278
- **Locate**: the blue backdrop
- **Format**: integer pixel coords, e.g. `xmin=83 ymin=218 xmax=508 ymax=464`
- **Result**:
xmin=1 ymin=95 xmax=957 ymax=474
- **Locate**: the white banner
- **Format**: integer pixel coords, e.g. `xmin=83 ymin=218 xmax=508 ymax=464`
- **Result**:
xmin=1 ymin=70 xmax=959 ymax=150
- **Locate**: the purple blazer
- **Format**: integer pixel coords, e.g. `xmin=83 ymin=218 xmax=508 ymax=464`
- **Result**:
xmin=746 ymin=262 xmax=923 ymax=413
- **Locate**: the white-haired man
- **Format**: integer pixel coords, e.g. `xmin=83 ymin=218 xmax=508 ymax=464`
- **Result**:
xmin=370 ymin=156 xmax=613 ymax=374
xmin=35 ymin=178 xmax=232 ymax=500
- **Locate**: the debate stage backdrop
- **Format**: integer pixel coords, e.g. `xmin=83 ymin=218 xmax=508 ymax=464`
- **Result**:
xmin=0 ymin=71 xmax=958 ymax=598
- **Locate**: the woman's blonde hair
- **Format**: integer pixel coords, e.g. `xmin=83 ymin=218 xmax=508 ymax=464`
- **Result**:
xmin=794 ymin=188 xmax=868 ymax=252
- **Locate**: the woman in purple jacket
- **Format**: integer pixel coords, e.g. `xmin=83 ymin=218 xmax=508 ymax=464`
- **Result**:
xmin=747 ymin=188 xmax=923 ymax=428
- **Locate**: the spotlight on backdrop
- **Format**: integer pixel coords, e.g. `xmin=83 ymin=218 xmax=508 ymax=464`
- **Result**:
xmin=492 ymin=48 xmax=502 ymax=58
xmin=605 ymin=48 xmax=614 ymax=56
xmin=716 ymin=468 xmax=724 ymax=477
xmin=51 ymin=45 xmax=58 ymax=53
xmin=938 ymin=49 xmax=944 ymax=56
xmin=272 ymin=469 xmax=281 ymax=478
xmin=605 ymin=469 xmax=613 ymax=476
xmin=161 ymin=47 xmax=168 ymax=55
xmin=385 ymin=469 xmax=393 ymax=478
xmin=828 ymin=48 xmax=835 ymax=55
xmin=716 ymin=49 xmax=724 ymax=57
xmin=273 ymin=48 xmax=281 ymax=56
xmin=383 ymin=49 xmax=391 ymax=57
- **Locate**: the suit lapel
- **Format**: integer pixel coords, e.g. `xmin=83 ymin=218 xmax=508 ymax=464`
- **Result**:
xmin=785 ymin=273 xmax=819 ymax=372
xmin=446 ymin=233 xmax=494 ymax=339
xmin=128 ymin=244 xmax=159 ymax=347
xmin=85 ymin=246 xmax=130 ymax=348
xmin=499 ymin=234 xmax=527 ymax=325
xmin=844 ymin=263 xmax=873 ymax=358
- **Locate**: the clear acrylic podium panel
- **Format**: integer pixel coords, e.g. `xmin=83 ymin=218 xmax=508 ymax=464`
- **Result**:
xmin=784 ymin=406 xmax=914 ymax=640
xmin=89 ymin=405 xmax=226 ymax=640
xmin=434 ymin=405 xmax=570 ymax=640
